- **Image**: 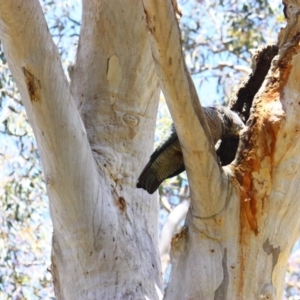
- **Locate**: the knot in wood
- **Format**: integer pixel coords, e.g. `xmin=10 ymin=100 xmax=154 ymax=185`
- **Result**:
xmin=123 ymin=113 xmax=139 ymax=127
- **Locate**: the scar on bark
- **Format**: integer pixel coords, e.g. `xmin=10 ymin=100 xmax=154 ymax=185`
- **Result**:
xmin=171 ymin=226 xmax=188 ymax=255
xmin=118 ymin=197 xmax=127 ymax=212
xmin=22 ymin=67 xmax=41 ymax=103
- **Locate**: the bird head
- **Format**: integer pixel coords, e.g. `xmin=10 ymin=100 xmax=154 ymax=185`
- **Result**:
xmin=217 ymin=106 xmax=246 ymax=137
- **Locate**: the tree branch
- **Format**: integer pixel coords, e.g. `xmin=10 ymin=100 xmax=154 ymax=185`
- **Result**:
xmin=141 ymin=0 xmax=228 ymax=217
xmin=0 ymin=2 xmax=164 ymax=297
xmin=0 ymin=1 xmax=99 ymax=229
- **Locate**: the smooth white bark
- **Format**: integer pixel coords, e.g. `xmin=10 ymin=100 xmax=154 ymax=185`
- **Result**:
xmin=0 ymin=0 xmax=162 ymax=299
xmin=141 ymin=0 xmax=229 ymax=218
xmin=0 ymin=2 xmax=99 ymax=225
xmin=2 ymin=0 xmax=300 ymax=299
xmin=142 ymin=0 xmax=300 ymax=299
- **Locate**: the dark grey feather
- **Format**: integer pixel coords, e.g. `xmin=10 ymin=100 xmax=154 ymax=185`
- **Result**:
xmin=136 ymin=106 xmax=245 ymax=194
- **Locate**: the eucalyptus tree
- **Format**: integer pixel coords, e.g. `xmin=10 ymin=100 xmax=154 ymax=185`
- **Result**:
xmin=0 ymin=0 xmax=298 ymax=299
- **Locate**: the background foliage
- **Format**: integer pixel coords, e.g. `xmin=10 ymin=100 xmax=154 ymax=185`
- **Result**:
xmin=1 ymin=1 xmax=296 ymax=299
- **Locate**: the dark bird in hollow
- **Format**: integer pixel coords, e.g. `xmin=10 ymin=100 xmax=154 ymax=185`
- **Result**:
xmin=136 ymin=106 xmax=245 ymax=194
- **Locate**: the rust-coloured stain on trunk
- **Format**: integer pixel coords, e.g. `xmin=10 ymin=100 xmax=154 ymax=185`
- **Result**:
xmin=234 ymin=81 xmax=282 ymax=235
xmin=233 ymin=41 xmax=300 ymax=236
xmin=238 ymin=169 xmax=258 ymax=235
xmin=22 ymin=67 xmax=41 ymax=103
xmin=232 ymin=40 xmax=300 ymax=296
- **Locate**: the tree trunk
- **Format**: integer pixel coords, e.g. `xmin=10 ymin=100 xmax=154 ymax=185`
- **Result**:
xmin=142 ymin=0 xmax=300 ymax=299
xmin=1 ymin=0 xmax=300 ymax=299
xmin=0 ymin=1 xmax=162 ymax=299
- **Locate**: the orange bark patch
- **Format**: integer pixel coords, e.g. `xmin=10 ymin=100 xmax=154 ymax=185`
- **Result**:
xmin=22 ymin=67 xmax=41 ymax=103
xmin=239 ymin=172 xmax=258 ymax=235
xmin=235 ymin=91 xmax=282 ymax=235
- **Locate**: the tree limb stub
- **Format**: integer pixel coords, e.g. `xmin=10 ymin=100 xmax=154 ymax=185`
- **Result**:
xmin=141 ymin=0 xmax=227 ymax=217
